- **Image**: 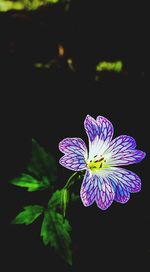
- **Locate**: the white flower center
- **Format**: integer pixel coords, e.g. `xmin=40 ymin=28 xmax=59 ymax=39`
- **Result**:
xmin=86 ymin=136 xmax=111 ymax=172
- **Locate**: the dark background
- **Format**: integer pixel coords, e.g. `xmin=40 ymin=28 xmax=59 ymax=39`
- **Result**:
xmin=0 ymin=1 xmax=149 ymax=271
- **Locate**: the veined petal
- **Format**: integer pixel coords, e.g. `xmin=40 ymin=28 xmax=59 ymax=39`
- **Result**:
xmin=96 ymin=115 xmax=114 ymax=143
xmin=106 ymin=149 xmax=146 ymax=166
xmin=80 ymin=171 xmax=97 ymax=206
xmin=104 ymin=135 xmax=146 ymax=166
xmin=59 ymin=153 xmax=87 ymax=171
xmin=80 ymin=170 xmax=115 ymax=210
xmin=59 ymin=137 xmax=88 ymax=158
xmin=95 ymin=174 xmax=115 ymax=210
xmin=107 ymin=167 xmax=141 ymax=203
xmin=84 ymin=115 xmax=114 ymax=158
xmin=84 ymin=115 xmax=100 ymax=143
xmin=104 ymin=135 xmax=137 ymax=155
xmin=109 ymin=167 xmax=141 ymax=193
xmin=84 ymin=115 xmax=114 ymax=143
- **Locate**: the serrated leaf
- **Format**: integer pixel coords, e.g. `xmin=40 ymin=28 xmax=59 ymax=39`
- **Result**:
xmin=48 ymin=189 xmax=64 ymax=208
xmin=41 ymin=210 xmax=72 ymax=265
xmin=10 ymin=139 xmax=57 ymax=192
xmin=27 ymin=139 xmax=57 ymax=186
xmin=48 ymin=189 xmax=69 ymax=216
xmin=10 ymin=173 xmax=49 ymax=192
xmin=48 ymin=190 xmax=79 ymax=212
xmin=12 ymin=205 xmax=44 ymax=225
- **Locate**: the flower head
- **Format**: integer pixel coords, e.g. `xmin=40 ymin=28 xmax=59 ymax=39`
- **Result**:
xmin=59 ymin=115 xmax=146 ymax=210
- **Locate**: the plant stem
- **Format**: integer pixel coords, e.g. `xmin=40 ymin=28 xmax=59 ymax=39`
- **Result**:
xmin=64 ymin=172 xmax=78 ymax=189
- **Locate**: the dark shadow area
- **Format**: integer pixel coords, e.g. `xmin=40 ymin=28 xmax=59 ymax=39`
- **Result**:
xmin=0 ymin=1 xmax=149 ymax=271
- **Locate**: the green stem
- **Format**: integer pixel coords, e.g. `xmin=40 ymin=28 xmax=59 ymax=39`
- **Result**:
xmin=64 ymin=172 xmax=78 ymax=189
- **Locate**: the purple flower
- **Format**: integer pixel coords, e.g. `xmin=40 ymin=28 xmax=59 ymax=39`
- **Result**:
xmin=59 ymin=115 xmax=146 ymax=210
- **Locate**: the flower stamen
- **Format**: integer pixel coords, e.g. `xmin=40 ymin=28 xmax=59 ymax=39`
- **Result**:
xmin=87 ymin=156 xmax=106 ymax=171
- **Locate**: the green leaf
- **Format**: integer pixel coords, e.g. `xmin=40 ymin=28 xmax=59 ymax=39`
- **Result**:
xmin=41 ymin=210 xmax=72 ymax=265
xmin=10 ymin=173 xmax=49 ymax=192
xmin=27 ymin=139 xmax=57 ymax=187
xmin=12 ymin=205 xmax=44 ymax=225
xmin=48 ymin=190 xmax=79 ymax=212
xmin=48 ymin=190 xmax=62 ymax=208
xmin=9 ymin=139 xmax=57 ymax=192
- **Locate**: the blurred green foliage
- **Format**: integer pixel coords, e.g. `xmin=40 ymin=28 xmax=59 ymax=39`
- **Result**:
xmin=0 ymin=1 xmax=23 ymax=11
xmin=27 ymin=139 xmax=57 ymax=186
xmin=9 ymin=139 xmax=57 ymax=192
xmin=0 ymin=0 xmax=68 ymax=11
xmin=96 ymin=60 xmax=123 ymax=72
xmin=34 ymin=62 xmax=54 ymax=69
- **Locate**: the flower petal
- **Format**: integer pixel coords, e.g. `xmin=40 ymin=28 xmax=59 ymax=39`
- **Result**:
xmin=96 ymin=115 xmax=114 ymax=143
xmin=95 ymin=175 xmax=115 ymax=210
xmin=59 ymin=153 xmax=87 ymax=171
xmin=104 ymin=135 xmax=146 ymax=166
xmin=84 ymin=115 xmax=100 ymax=142
xmin=110 ymin=178 xmax=130 ymax=203
xmin=108 ymin=167 xmax=141 ymax=203
xmin=105 ymin=135 xmax=137 ymax=154
xmin=107 ymin=150 xmax=146 ymax=166
xmin=59 ymin=137 xmax=87 ymax=157
xmin=84 ymin=115 xmax=114 ymax=144
xmin=80 ymin=171 xmax=97 ymax=206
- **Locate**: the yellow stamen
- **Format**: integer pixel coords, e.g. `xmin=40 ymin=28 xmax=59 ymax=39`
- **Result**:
xmin=87 ymin=158 xmax=108 ymax=172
